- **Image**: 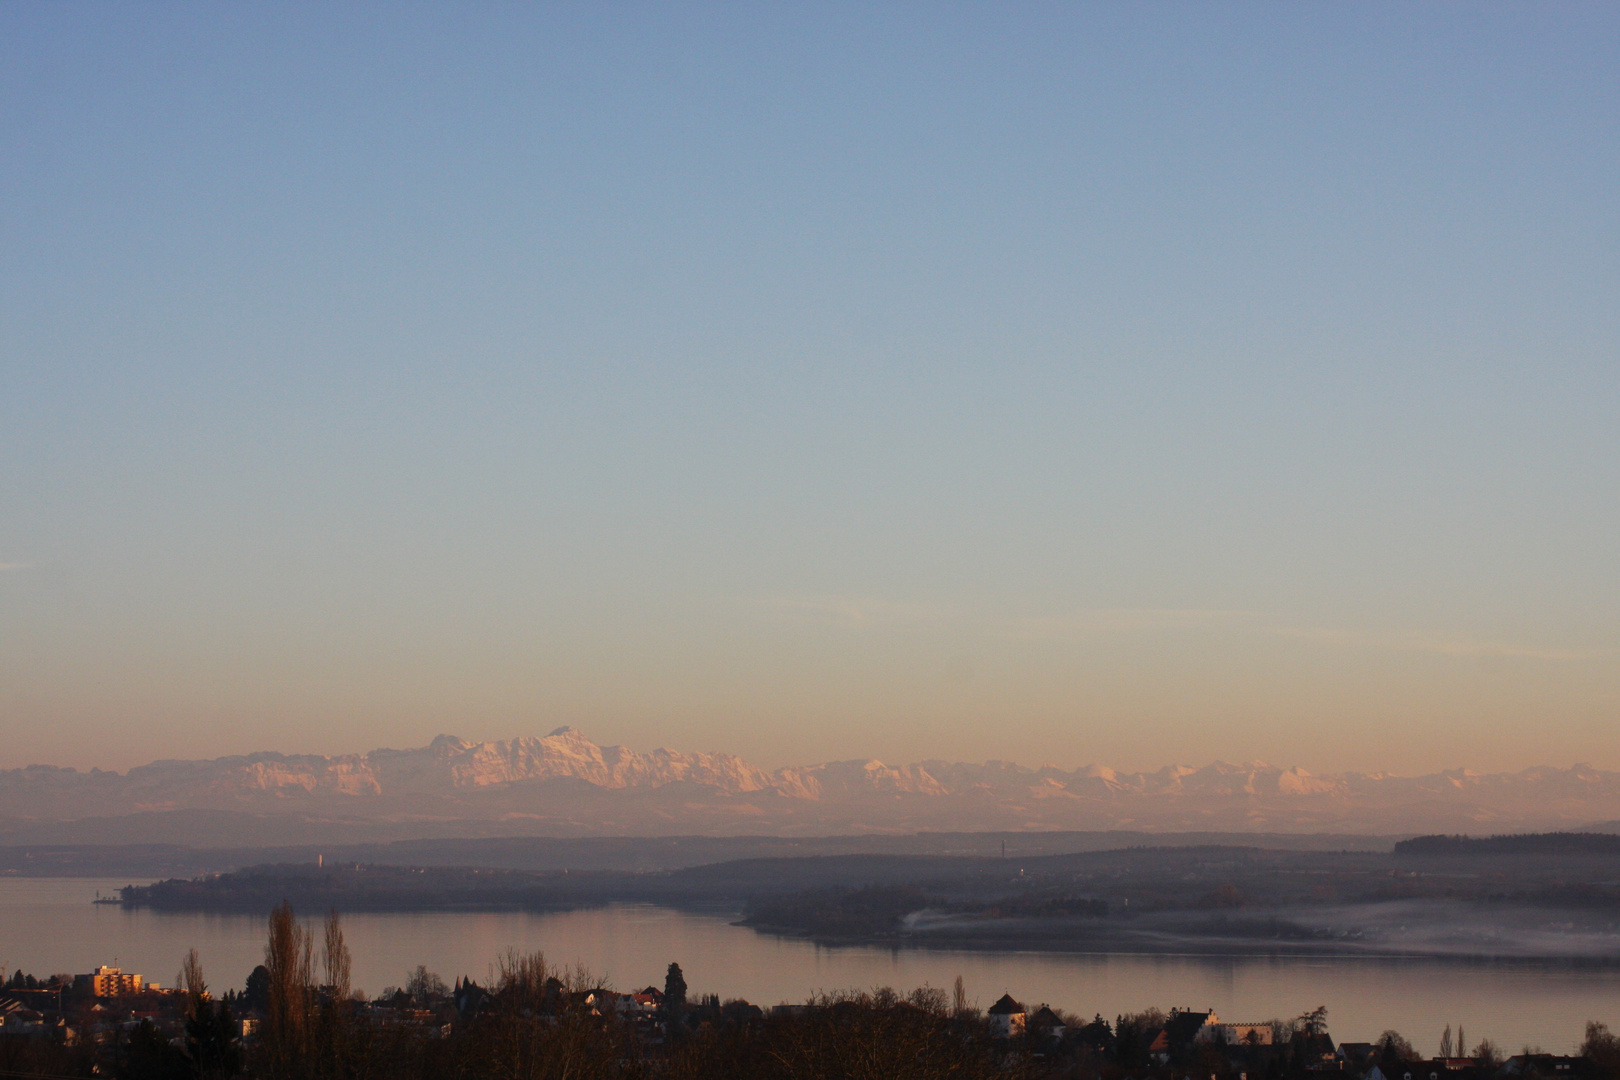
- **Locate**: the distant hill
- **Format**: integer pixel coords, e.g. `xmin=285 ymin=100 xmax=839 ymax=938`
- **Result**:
xmin=1394 ymin=831 xmax=1620 ymax=856
xmin=2 ymin=728 xmax=1618 ymax=841
xmin=0 ymin=829 xmax=1399 ymax=878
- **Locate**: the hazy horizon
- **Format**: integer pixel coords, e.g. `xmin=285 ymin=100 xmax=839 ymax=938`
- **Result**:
xmin=3 ymin=5 xmax=1617 ymax=776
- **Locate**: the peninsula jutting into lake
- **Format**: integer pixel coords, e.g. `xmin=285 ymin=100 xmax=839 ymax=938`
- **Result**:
xmin=109 ymin=832 xmax=1620 ymax=962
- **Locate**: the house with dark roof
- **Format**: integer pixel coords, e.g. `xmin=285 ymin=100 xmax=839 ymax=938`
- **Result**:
xmin=0 ymin=1001 xmax=47 ymax=1037
xmin=1148 ymin=1009 xmax=1218 ymax=1060
xmin=1294 ymin=1031 xmax=1339 ymax=1068
xmin=1502 ymin=1055 xmax=1599 ymax=1080
xmin=1339 ymin=1042 xmax=1378 ymax=1068
xmin=1369 ymin=1059 xmax=1494 ymax=1080
xmin=987 ymin=994 xmax=1026 ymax=1039
xmin=1029 ymin=1006 xmax=1065 ymax=1038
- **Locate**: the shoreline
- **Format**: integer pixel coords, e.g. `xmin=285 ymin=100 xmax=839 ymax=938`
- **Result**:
xmin=113 ymin=894 xmax=1620 ymax=967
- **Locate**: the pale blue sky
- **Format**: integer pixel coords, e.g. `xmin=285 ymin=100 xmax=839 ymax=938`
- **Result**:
xmin=2 ymin=3 xmax=1617 ymax=773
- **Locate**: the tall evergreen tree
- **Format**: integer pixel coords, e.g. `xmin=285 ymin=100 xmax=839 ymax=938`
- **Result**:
xmin=664 ymin=962 xmax=688 ymax=1024
xmin=187 ymin=999 xmax=243 ymax=1080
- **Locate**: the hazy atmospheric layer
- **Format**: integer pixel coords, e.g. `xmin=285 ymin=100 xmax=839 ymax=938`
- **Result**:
xmin=4 ymin=729 xmax=1619 ymax=838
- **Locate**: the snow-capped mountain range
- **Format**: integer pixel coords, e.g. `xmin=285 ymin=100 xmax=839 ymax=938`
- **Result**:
xmin=3 ymin=727 xmax=1618 ymax=838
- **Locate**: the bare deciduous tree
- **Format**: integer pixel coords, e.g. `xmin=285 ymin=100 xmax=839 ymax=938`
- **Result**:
xmin=264 ymin=900 xmax=315 ymax=1080
xmin=179 ymin=947 xmax=208 ymax=1016
xmin=322 ymin=909 xmax=350 ymax=1002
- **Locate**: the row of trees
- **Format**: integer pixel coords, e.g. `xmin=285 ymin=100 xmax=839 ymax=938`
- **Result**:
xmin=1366 ymin=1022 xmax=1620 ymax=1071
xmin=5 ymin=969 xmax=72 ymax=990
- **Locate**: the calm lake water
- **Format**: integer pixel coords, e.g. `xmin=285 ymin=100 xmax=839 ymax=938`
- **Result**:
xmin=3 ymin=878 xmax=1616 ymax=1053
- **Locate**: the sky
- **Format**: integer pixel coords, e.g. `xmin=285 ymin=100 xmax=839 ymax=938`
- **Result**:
xmin=2 ymin=3 xmax=1617 ymax=775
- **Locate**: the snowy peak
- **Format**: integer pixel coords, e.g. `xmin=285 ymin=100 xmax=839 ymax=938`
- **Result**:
xmin=384 ymin=731 xmax=774 ymax=794
xmin=2 ymin=730 xmax=1619 ymax=836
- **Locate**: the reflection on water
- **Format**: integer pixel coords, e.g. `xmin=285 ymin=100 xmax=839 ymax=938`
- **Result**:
xmin=2 ymin=878 xmax=1616 ymax=1051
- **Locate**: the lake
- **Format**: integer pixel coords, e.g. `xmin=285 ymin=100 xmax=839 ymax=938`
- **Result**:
xmin=2 ymin=877 xmax=1616 ymax=1053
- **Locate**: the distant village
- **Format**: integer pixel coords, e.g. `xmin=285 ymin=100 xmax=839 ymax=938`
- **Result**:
xmin=4 ymin=919 xmax=1619 ymax=1080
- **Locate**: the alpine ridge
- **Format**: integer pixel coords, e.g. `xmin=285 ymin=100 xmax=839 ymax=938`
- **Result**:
xmin=3 ymin=728 xmax=1618 ymax=839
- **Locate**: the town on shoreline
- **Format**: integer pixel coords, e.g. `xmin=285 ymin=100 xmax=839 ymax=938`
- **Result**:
xmin=3 ymin=903 xmax=1619 ymax=1080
